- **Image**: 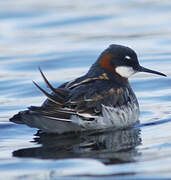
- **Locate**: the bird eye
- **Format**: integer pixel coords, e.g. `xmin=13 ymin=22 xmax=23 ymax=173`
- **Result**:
xmin=124 ymin=56 xmax=131 ymax=60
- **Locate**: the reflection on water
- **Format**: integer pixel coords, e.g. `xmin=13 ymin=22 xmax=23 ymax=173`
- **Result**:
xmin=0 ymin=0 xmax=171 ymax=179
xmin=13 ymin=128 xmax=141 ymax=164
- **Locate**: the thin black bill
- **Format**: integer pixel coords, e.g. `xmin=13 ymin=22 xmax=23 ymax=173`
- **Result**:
xmin=139 ymin=66 xmax=167 ymax=77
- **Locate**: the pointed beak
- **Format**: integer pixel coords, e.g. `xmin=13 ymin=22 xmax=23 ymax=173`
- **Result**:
xmin=139 ymin=66 xmax=167 ymax=77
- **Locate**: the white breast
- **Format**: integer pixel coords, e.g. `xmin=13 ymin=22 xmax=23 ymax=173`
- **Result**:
xmin=71 ymin=101 xmax=140 ymax=131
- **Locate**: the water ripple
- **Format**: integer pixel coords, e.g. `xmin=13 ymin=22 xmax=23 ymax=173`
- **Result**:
xmin=0 ymin=0 xmax=171 ymax=179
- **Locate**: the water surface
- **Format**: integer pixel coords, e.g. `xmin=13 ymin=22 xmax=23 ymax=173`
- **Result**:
xmin=0 ymin=0 xmax=171 ymax=179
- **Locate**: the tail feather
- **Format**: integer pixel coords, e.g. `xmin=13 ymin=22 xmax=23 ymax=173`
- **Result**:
xmin=32 ymin=81 xmax=62 ymax=106
xmin=38 ymin=67 xmax=57 ymax=93
xmin=32 ymin=69 xmax=70 ymax=107
xmin=10 ymin=110 xmax=81 ymax=134
xmin=9 ymin=68 xmax=84 ymax=133
xmin=38 ymin=68 xmax=68 ymax=103
xmin=9 ymin=112 xmax=25 ymax=124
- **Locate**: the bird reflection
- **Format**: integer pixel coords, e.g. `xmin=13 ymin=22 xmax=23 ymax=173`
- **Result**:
xmin=13 ymin=128 xmax=141 ymax=164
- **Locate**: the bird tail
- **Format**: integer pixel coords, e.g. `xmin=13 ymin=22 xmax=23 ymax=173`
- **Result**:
xmin=9 ymin=110 xmax=81 ymax=134
xmin=9 ymin=68 xmax=82 ymax=134
xmin=9 ymin=111 xmax=26 ymax=124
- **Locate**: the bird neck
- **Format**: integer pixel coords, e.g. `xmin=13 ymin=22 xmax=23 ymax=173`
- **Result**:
xmin=87 ymin=61 xmax=129 ymax=87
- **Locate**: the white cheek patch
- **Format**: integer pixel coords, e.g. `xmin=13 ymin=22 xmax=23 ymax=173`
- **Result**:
xmin=115 ymin=66 xmax=136 ymax=78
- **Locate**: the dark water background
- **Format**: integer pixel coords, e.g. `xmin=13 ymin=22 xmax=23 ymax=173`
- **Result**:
xmin=0 ymin=0 xmax=171 ymax=179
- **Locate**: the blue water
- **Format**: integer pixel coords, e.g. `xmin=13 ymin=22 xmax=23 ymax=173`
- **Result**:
xmin=0 ymin=0 xmax=171 ymax=179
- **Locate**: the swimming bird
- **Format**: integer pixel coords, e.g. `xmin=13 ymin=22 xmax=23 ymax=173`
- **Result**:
xmin=10 ymin=44 xmax=166 ymax=134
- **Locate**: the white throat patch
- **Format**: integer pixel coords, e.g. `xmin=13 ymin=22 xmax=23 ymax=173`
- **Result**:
xmin=115 ymin=66 xmax=136 ymax=78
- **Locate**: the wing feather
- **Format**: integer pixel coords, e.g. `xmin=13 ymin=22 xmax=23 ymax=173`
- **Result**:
xmin=31 ymin=69 xmax=129 ymax=121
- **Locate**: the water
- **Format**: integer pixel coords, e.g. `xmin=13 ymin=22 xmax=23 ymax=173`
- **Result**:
xmin=0 ymin=0 xmax=171 ymax=179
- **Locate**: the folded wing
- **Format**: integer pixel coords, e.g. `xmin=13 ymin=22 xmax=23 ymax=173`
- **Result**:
xmin=29 ymin=69 xmax=129 ymax=121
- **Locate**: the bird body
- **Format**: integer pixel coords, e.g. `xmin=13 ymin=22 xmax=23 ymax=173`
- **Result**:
xmin=10 ymin=44 xmax=166 ymax=134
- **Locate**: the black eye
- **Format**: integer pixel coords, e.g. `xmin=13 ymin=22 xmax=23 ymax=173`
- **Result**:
xmin=124 ymin=56 xmax=131 ymax=60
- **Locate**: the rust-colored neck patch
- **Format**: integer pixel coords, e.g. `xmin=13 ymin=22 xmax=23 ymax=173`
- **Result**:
xmin=99 ymin=53 xmax=128 ymax=82
xmin=99 ymin=53 xmax=115 ymax=74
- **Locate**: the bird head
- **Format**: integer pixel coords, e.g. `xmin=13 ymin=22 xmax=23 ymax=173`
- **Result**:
xmin=98 ymin=44 xmax=166 ymax=79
